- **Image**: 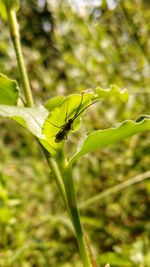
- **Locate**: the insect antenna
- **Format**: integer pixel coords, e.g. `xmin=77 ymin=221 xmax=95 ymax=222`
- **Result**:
xmin=65 ymin=98 xmax=69 ymax=122
xmin=73 ymin=99 xmax=100 ymax=120
xmin=72 ymin=92 xmax=84 ymax=120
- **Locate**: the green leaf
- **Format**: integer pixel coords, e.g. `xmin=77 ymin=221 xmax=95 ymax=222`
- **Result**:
xmin=0 ymin=105 xmax=48 ymax=139
xmin=43 ymin=87 xmax=127 ymax=155
xmin=0 ymin=73 xmax=19 ymax=105
xmin=0 ymin=0 xmax=20 ymax=19
xmin=42 ymin=92 xmax=96 ymax=152
xmin=96 ymin=85 xmax=128 ymax=103
xmin=1 ymin=0 xmax=19 ymax=10
xmin=45 ymin=95 xmax=66 ymax=112
xmin=0 ymin=0 xmax=7 ymax=19
xmin=69 ymin=116 xmax=150 ymax=164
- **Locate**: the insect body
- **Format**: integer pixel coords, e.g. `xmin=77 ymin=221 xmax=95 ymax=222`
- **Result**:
xmin=55 ymin=118 xmax=73 ymax=142
xmin=54 ymin=94 xmax=99 ymax=143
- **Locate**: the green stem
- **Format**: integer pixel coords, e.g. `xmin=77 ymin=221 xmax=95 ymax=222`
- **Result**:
xmin=6 ymin=8 xmax=34 ymax=107
xmin=48 ymin=157 xmax=69 ymax=211
xmin=43 ymin=153 xmax=93 ymax=266
xmin=37 ymin=141 xmax=69 ymax=211
xmin=63 ymin=166 xmax=96 ymax=267
xmin=41 ymin=147 xmax=94 ymax=266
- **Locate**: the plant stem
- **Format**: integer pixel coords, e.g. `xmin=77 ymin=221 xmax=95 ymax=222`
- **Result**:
xmin=37 ymin=141 xmax=69 ymax=212
xmin=40 ymin=144 xmax=95 ymax=266
xmin=48 ymin=157 xmax=69 ymax=211
xmin=6 ymin=8 xmax=34 ymax=107
xmin=63 ymin=166 xmax=96 ymax=267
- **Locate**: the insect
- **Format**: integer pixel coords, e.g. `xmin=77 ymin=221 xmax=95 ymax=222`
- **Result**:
xmin=53 ymin=94 xmax=99 ymax=143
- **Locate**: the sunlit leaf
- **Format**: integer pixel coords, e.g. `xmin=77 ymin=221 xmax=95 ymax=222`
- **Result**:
xmin=0 ymin=105 xmax=48 ymax=139
xmin=42 ymin=92 xmax=96 ymax=153
xmin=43 ymin=88 xmax=128 ymax=155
xmin=0 ymin=0 xmax=20 ymax=19
xmin=96 ymin=85 xmax=128 ymax=103
xmin=69 ymin=116 xmax=150 ymax=164
xmin=0 ymin=0 xmax=7 ymax=19
xmin=0 ymin=73 xmax=19 ymax=105
xmin=45 ymin=95 xmax=65 ymax=112
xmin=1 ymin=0 xmax=19 ymax=10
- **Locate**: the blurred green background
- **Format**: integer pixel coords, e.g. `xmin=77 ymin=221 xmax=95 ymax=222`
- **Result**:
xmin=0 ymin=0 xmax=150 ymax=266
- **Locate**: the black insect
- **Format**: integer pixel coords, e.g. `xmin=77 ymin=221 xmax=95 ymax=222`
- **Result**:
xmin=53 ymin=94 xmax=99 ymax=143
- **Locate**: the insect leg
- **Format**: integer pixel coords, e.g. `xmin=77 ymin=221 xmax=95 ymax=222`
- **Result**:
xmin=74 ymin=99 xmax=100 ymax=119
xmin=64 ymin=132 xmax=68 ymax=140
xmin=46 ymin=119 xmax=60 ymax=129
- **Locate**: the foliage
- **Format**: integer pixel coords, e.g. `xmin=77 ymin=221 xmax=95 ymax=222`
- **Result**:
xmin=0 ymin=0 xmax=150 ymax=266
xmin=0 ymin=73 xmax=19 ymax=105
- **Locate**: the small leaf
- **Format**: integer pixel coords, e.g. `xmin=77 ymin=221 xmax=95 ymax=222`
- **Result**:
xmin=43 ymin=92 xmax=96 ymax=152
xmin=0 ymin=105 xmax=48 ymax=139
xmin=1 ymin=0 xmax=19 ymax=10
xmin=96 ymin=85 xmax=128 ymax=102
xmin=0 ymin=0 xmax=19 ymax=20
xmin=69 ymin=116 xmax=150 ymax=164
xmin=0 ymin=0 xmax=7 ymax=19
xmin=0 ymin=73 xmax=19 ymax=105
xmin=45 ymin=95 xmax=65 ymax=112
xmin=0 ymin=0 xmax=20 ymax=19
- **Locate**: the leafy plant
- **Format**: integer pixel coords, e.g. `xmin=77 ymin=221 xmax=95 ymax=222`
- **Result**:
xmin=0 ymin=2 xmax=149 ymax=267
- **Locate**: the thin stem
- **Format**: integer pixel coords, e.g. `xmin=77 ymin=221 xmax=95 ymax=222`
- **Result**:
xmin=48 ymin=157 xmax=69 ymax=211
xmin=43 ymin=151 xmax=94 ymax=267
xmin=37 ymin=141 xmax=69 ymax=211
xmin=6 ymin=8 xmax=34 ymax=107
xmin=63 ymin=166 xmax=97 ymax=267
xmin=42 ymin=151 xmax=94 ymax=266
xmin=43 ymin=151 xmax=95 ymax=266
